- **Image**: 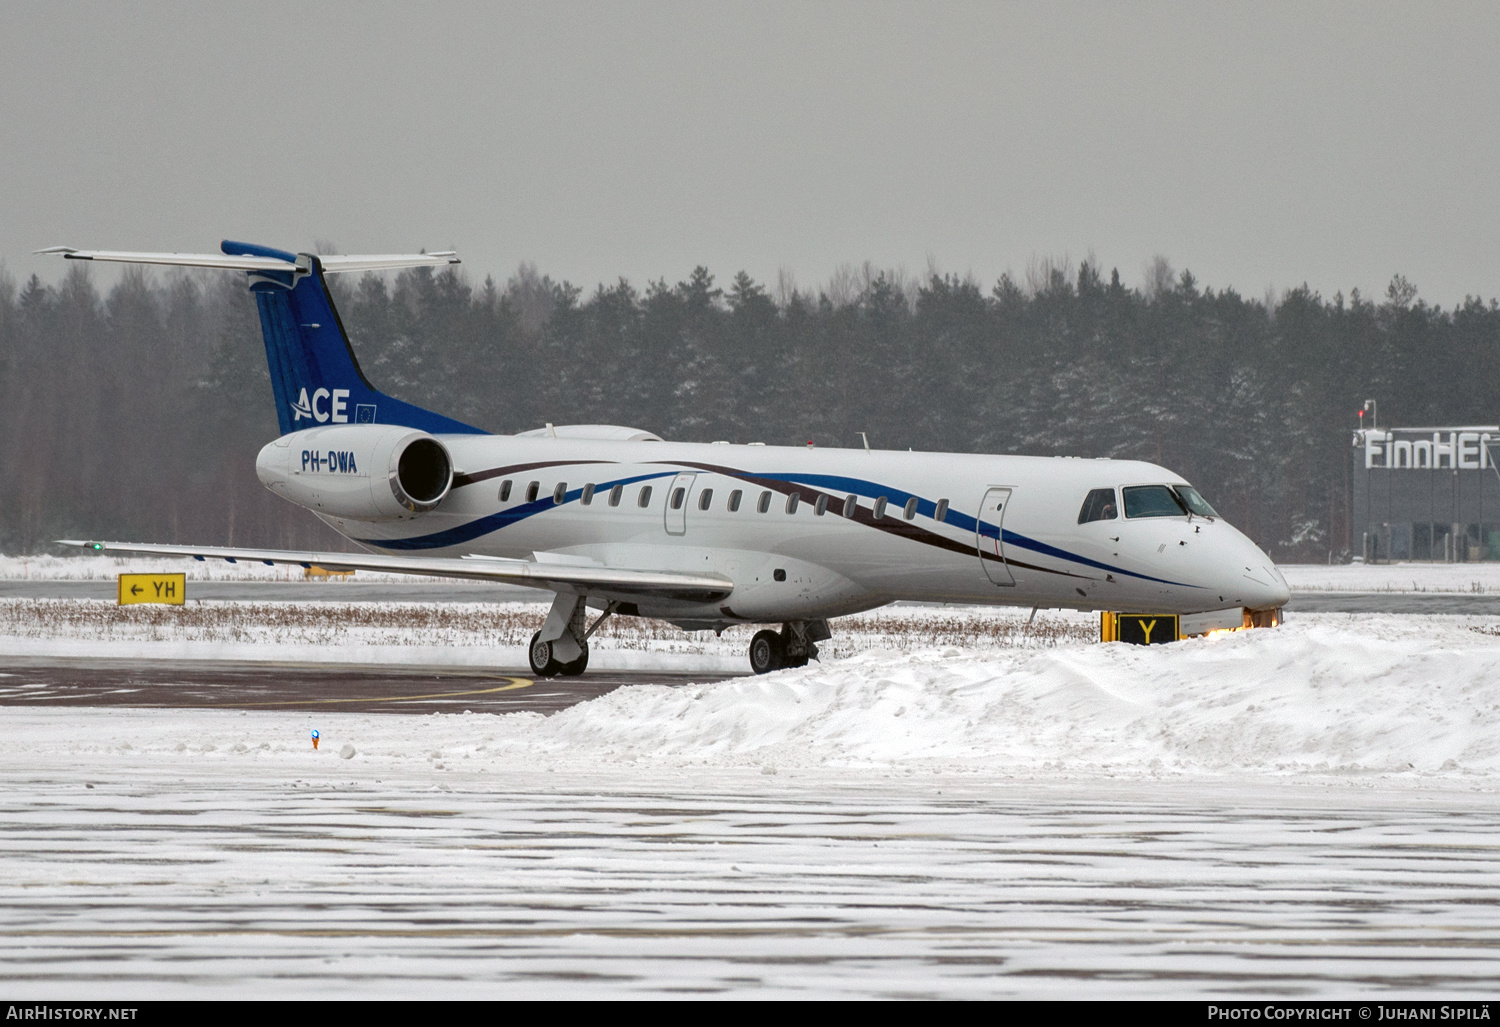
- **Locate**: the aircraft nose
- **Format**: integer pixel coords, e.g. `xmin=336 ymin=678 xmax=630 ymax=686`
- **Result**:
xmin=1234 ymin=543 xmax=1290 ymax=610
xmin=1252 ymin=566 xmax=1291 ymax=610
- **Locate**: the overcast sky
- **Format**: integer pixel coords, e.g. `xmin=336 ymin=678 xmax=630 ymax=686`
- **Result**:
xmin=2 ymin=1 xmax=1497 ymax=306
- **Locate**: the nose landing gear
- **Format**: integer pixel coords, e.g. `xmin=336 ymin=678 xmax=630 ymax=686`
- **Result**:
xmin=748 ymin=630 xmax=784 ymax=674
xmin=748 ymin=619 xmax=831 ymax=674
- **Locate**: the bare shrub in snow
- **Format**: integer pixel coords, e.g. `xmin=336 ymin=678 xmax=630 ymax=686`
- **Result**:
xmin=0 ymin=599 xmax=1094 ymax=655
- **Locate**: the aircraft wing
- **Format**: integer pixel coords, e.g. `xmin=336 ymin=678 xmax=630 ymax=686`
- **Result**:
xmin=57 ymin=540 xmax=733 ymax=603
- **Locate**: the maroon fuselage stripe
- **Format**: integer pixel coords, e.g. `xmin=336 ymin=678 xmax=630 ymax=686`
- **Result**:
xmin=667 ymin=461 xmax=1091 ymax=581
xmin=447 ymin=456 xmax=1090 ymax=582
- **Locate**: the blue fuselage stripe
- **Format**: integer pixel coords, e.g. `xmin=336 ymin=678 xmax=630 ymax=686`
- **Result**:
xmin=754 ymin=472 xmax=1194 ymax=587
xmin=362 ymin=464 xmax=1200 ymax=588
xmin=366 ymin=471 xmax=674 ymax=551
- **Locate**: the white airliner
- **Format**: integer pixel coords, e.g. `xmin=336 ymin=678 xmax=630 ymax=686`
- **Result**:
xmin=41 ymin=242 xmax=1290 ymax=675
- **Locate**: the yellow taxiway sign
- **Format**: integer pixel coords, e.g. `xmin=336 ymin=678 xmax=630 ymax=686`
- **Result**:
xmin=118 ymin=572 xmax=186 ymax=606
xmin=1100 ymin=611 xmax=1180 ymax=644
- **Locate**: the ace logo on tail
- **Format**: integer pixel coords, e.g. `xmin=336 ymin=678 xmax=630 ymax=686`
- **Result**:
xmin=292 ymin=387 xmax=351 ymax=423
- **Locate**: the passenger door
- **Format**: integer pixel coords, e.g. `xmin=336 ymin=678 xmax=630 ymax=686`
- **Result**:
xmin=664 ymin=473 xmax=696 ymax=536
xmin=976 ymin=487 xmax=1016 ymax=586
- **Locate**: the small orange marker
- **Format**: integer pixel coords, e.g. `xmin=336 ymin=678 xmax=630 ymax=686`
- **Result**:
xmin=311 ymin=729 xmax=320 ymax=751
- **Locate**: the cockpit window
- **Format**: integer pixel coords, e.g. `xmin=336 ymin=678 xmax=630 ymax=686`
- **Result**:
xmin=1077 ymin=488 xmax=1118 ymax=524
xmin=1123 ymin=485 xmax=1188 ymax=518
xmin=1174 ymin=486 xmax=1218 ymax=518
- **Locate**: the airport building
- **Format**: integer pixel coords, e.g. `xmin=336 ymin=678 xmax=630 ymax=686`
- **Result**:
xmin=1352 ymin=426 xmax=1500 ymax=561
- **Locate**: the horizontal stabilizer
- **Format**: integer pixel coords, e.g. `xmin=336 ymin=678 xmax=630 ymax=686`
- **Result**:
xmin=39 ymin=240 xmax=482 ymax=437
xmin=35 ymin=248 xmax=298 ymax=272
xmin=35 ymin=248 xmax=460 ymax=274
xmin=57 ymin=540 xmax=733 ymax=604
xmin=320 ymin=253 xmax=459 ymax=274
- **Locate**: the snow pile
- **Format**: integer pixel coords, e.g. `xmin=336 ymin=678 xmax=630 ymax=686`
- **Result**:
xmin=497 ymin=615 xmax=1500 ymax=778
xmin=8 ymin=614 xmax=1499 ymax=782
xmin=1281 ymin=562 xmax=1500 ymax=593
xmin=5 ymin=615 xmax=1499 ymax=783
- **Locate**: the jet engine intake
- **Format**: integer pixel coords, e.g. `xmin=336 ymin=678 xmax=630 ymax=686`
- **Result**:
xmin=256 ymin=424 xmax=454 ymax=521
xmin=392 ymin=436 xmax=452 ymax=511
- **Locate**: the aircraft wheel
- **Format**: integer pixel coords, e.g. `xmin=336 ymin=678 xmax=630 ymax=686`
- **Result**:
xmin=559 ymin=643 xmax=589 ymax=677
xmin=749 ymin=630 xmax=783 ymax=675
xmin=528 ymin=632 xmax=561 ymax=677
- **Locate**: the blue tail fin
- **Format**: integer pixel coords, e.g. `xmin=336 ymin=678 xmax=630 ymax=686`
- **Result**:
xmin=226 ymin=240 xmax=485 ymax=436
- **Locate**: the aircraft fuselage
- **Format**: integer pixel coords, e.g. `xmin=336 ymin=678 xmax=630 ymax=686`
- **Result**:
xmin=296 ymin=433 xmax=1290 ymax=628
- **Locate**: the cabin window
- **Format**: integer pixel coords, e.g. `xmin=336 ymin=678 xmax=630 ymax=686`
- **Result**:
xmin=786 ymin=493 xmax=800 ymax=514
xmin=814 ymin=494 xmax=828 ymax=516
xmin=609 ymin=484 xmax=623 ymax=507
xmin=499 ymin=480 xmax=512 ymax=502
xmin=773 ymin=568 xmax=786 ymax=582
xmin=1077 ymin=488 xmax=1118 ymax=524
xmin=728 ymin=489 xmax=743 ymax=512
xmin=525 ymin=481 xmax=539 ymax=503
xmin=638 ymin=485 xmax=654 ymax=508
xmin=1174 ymin=486 xmax=1219 ymax=518
xmin=671 ymin=487 xmax=686 ymax=510
xmin=581 ymin=483 xmax=595 ymax=505
xmin=1123 ymin=485 xmax=1186 ymax=519
xmin=698 ymin=488 xmax=713 ymax=511
xmin=903 ymin=497 xmax=919 ymax=520
xmin=843 ymin=494 xmax=858 ymax=518
xmin=553 ymin=482 xmax=567 ymax=504
xmin=757 ymin=490 xmax=772 ymax=513
xmin=934 ymin=498 xmax=949 ymax=522
xmin=873 ymin=496 xmax=888 ymax=519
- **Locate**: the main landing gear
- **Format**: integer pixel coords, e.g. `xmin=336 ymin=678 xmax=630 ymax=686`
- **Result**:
xmin=528 ymin=594 xmax=620 ymax=678
xmin=748 ymin=620 xmax=831 ymax=675
xmin=524 ymin=595 xmax=834 ymax=678
xmin=528 ymin=631 xmax=588 ymax=677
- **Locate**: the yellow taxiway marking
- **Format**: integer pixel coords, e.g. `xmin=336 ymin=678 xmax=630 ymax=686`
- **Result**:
xmin=179 ymin=677 xmax=533 ymax=708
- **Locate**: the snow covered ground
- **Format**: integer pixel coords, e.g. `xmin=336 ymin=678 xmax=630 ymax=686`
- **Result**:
xmin=5 ymin=613 xmax=1500 ymax=996
xmin=4 ymin=762 xmax=1496 ymax=1000
xmin=1281 ymin=562 xmax=1500 ymax=593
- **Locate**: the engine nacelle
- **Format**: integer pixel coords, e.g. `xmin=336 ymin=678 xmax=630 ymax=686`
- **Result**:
xmin=256 ymin=424 xmax=453 ymax=522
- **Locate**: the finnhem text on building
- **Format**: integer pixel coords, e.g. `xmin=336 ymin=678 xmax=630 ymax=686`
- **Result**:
xmin=1352 ymin=426 xmax=1500 ymax=562
xmin=1357 ymin=427 xmax=1500 ymax=470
